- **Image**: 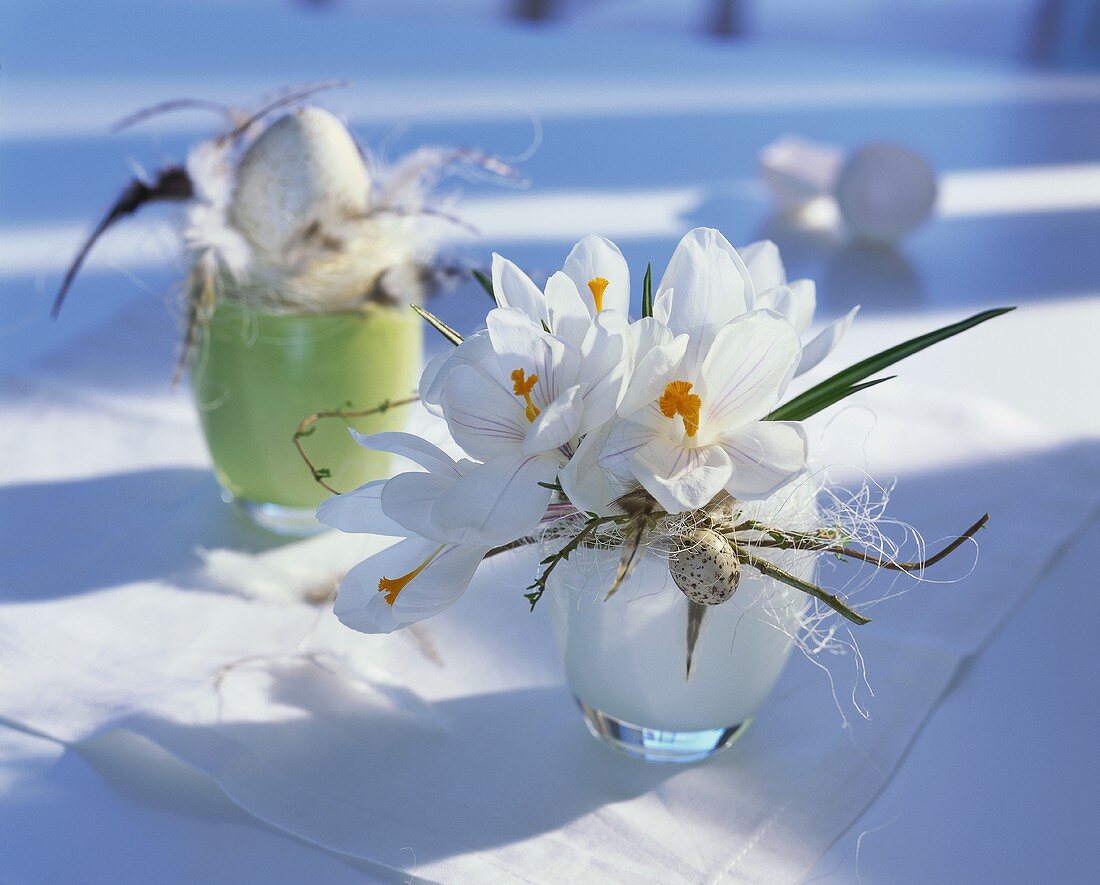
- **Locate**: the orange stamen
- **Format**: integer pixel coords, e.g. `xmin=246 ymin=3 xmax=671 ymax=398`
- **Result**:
xmin=511 ymin=368 xmax=541 ymax=422
xmin=377 ymin=546 xmax=444 ymax=605
xmin=587 ymin=277 xmax=609 ymax=312
xmin=658 ymin=380 xmax=701 ymax=437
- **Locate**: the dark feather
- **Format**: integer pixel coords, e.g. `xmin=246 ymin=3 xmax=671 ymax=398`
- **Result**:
xmin=52 ymin=166 xmax=193 ymax=318
xmin=686 ymin=600 xmax=708 ymax=679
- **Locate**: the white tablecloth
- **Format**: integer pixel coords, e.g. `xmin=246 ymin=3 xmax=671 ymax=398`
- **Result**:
xmin=1 ymin=295 xmax=1097 ymax=883
xmin=4 ymin=4 xmax=1100 ymax=877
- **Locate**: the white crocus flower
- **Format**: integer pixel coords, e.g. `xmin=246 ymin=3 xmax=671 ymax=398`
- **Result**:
xmin=654 ymin=227 xmax=858 ymax=376
xmin=493 ymin=234 xmax=631 ymax=336
xmin=317 ymin=432 xmax=538 ymax=634
xmin=564 ymin=310 xmax=808 ymax=515
xmin=430 ymin=302 xmax=629 ymax=450
xmin=417 ymin=236 xmax=632 ymax=420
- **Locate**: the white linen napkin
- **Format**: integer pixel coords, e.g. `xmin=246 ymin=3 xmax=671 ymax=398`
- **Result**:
xmin=2 ymin=323 xmax=1097 ymax=882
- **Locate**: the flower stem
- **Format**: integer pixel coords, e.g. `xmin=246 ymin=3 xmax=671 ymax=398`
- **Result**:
xmin=739 ymin=551 xmax=871 ymax=625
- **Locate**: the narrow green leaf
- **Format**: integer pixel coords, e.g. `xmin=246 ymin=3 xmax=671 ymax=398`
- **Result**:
xmin=641 ymin=262 xmax=653 ymax=318
xmin=768 ymin=375 xmax=895 ymax=422
xmin=472 ymin=269 xmax=496 ymax=303
xmin=767 ymin=307 xmax=1014 ymax=422
xmin=411 ymin=304 xmax=464 ymax=347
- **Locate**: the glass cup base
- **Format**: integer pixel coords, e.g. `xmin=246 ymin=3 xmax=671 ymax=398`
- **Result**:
xmin=226 ymin=492 xmax=328 ymax=537
xmin=574 ymin=697 xmax=749 ymax=763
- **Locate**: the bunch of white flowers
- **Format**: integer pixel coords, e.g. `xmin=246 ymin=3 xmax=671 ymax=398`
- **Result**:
xmin=319 ymin=227 xmax=879 ymax=634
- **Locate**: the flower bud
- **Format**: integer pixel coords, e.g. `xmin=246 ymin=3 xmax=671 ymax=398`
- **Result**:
xmin=229 ymin=106 xmax=370 ymax=255
xmin=670 ymin=527 xmax=741 ymax=605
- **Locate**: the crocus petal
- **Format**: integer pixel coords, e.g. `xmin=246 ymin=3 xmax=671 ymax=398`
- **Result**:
xmin=563 ymin=235 xmax=631 ymax=317
xmin=652 ymin=287 xmax=673 ymax=326
xmin=417 ymin=350 xmax=451 ymax=415
xmin=380 ymin=471 xmax=457 ymax=542
xmin=558 ymin=423 xmax=624 ymax=515
xmin=418 ymin=330 xmax=495 ymax=408
xmin=753 ymin=280 xmax=816 ymax=336
xmin=349 ymin=431 xmax=460 ymax=476
xmin=796 ymin=306 xmax=860 ymax=376
xmin=617 ymin=327 xmax=688 ymax=419
xmin=388 ymin=541 xmax=490 ymax=622
xmin=491 ymin=253 xmax=546 ymax=323
xmin=575 ymin=314 xmax=629 ymax=433
xmin=627 ymin=314 xmax=677 ymax=363
xmin=316 ymin=480 xmax=406 ymax=536
xmin=628 ymin=436 xmax=733 ymax=514
xmin=544 ymin=271 xmax=591 ymax=349
xmin=785 ymin=279 xmax=817 ymax=334
xmin=334 ymin=537 xmax=488 ymax=634
xmin=597 ymin=418 xmax=657 ymax=479
xmin=698 ymin=310 xmax=802 ymax=429
xmin=525 ymin=384 xmax=585 ymax=455
xmin=334 ymin=538 xmax=430 ymax=634
xmin=432 ymin=452 xmax=557 ymax=545
xmin=739 ymin=239 xmax=787 ymax=294
xmin=486 ymin=307 xmax=576 ymax=406
xmin=656 ymin=228 xmax=752 ymax=334
xmin=716 ymin=420 xmax=808 ymax=499
xmin=439 ymin=364 xmax=527 ymax=461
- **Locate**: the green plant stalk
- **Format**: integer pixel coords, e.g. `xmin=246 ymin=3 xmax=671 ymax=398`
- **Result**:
xmin=767 ymin=307 xmax=1014 ymax=422
xmin=740 ymin=551 xmax=871 ymax=625
xmin=641 ymin=262 xmax=653 ymax=318
xmin=472 ymin=269 xmax=496 ymax=302
xmin=769 ymin=375 xmax=896 ymax=423
xmin=411 ymin=303 xmax=464 ymax=346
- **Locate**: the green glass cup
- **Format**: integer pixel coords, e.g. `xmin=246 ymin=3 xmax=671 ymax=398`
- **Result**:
xmin=190 ymin=301 xmax=423 ymax=534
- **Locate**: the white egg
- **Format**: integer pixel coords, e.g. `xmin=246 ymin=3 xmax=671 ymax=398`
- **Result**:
xmin=229 ymin=106 xmax=370 ymax=254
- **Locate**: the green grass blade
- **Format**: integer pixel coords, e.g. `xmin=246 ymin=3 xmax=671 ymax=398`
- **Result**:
xmin=767 ymin=307 xmax=1014 ymax=422
xmin=472 ymin=269 xmax=496 ymax=302
xmin=768 ymin=375 xmax=895 ymax=421
xmin=411 ymin=304 xmax=464 ymax=346
xmin=641 ymin=262 xmax=653 ymax=318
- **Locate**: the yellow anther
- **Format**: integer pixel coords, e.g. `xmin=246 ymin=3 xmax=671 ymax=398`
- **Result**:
xmin=377 ymin=546 xmax=443 ymax=605
xmin=511 ymin=368 xmax=542 ymax=422
xmin=587 ymin=277 xmax=610 ymax=312
xmin=658 ymin=380 xmax=701 ymax=437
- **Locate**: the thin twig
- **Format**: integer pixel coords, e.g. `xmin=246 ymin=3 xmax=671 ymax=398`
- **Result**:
xmin=525 ymin=514 xmax=622 ymax=610
xmin=738 ymin=514 xmax=988 ymax=573
xmin=112 ymin=97 xmax=234 ymax=132
xmin=224 ymin=80 xmax=351 ymax=141
xmin=292 ymin=395 xmax=420 ymax=494
xmin=831 ymin=513 xmax=988 ymax=571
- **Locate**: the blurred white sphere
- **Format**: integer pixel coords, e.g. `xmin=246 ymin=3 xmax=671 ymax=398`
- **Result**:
xmin=835 ymin=142 xmax=938 ymax=242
